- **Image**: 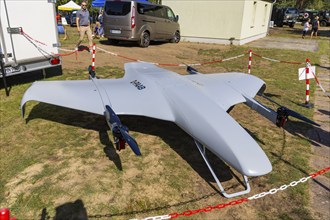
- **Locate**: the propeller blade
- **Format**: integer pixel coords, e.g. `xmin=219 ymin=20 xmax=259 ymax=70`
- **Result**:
xmin=105 ymin=105 xmax=122 ymax=125
xmin=285 ymin=107 xmax=320 ymax=127
xmin=105 ymin=105 xmax=141 ymax=156
xmin=119 ymin=128 xmax=141 ymax=156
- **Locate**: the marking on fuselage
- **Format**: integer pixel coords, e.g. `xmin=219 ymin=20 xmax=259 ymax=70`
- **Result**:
xmin=130 ymin=80 xmax=146 ymax=90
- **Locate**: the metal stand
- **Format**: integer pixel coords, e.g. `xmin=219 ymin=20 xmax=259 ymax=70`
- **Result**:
xmin=194 ymin=140 xmax=251 ymax=198
xmin=0 ymin=55 xmax=10 ymax=96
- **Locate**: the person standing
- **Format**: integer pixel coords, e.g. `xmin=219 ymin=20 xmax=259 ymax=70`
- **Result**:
xmin=310 ymin=16 xmax=320 ymax=39
xmin=98 ymin=9 xmax=104 ymax=38
xmin=76 ymin=0 xmax=93 ymax=51
xmin=302 ymin=18 xmax=310 ymax=39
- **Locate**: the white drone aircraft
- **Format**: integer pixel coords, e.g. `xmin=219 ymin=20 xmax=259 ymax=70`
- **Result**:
xmin=20 ymin=62 xmax=318 ymax=198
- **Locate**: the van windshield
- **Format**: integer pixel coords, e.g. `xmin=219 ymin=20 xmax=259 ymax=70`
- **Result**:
xmin=286 ymin=8 xmax=298 ymax=14
xmin=105 ymin=1 xmax=131 ymax=16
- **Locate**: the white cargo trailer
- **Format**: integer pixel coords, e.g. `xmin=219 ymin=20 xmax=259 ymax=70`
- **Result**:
xmin=0 ymin=0 xmax=62 ymax=94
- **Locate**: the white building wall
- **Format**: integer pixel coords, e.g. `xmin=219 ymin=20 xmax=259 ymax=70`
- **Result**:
xmin=162 ymin=0 xmax=272 ymax=45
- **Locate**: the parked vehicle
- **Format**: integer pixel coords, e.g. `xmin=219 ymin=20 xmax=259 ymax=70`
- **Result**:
xmin=298 ymin=9 xmax=319 ymax=23
xmin=318 ymin=10 xmax=330 ymax=26
xmin=0 ymin=0 xmax=61 ymax=94
xmin=271 ymin=7 xmax=299 ymax=27
xmin=103 ymin=0 xmax=180 ymax=47
xmin=70 ymin=10 xmax=77 ymax=26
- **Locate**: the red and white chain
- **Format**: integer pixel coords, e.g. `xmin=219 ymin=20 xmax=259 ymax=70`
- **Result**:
xmin=137 ymin=167 xmax=330 ymax=220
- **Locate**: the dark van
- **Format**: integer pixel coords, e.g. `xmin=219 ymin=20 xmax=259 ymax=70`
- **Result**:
xmin=271 ymin=7 xmax=299 ymax=27
xmin=103 ymin=0 xmax=180 ymax=47
xmin=319 ymin=10 xmax=330 ymax=26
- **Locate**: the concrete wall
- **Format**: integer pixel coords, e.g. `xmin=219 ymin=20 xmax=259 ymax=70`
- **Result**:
xmin=162 ymin=0 xmax=272 ymax=45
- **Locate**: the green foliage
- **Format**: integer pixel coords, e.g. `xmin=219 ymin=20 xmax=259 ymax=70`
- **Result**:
xmin=275 ymin=0 xmax=330 ymax=10
xmin=149 ymin=0 xmax=162 ymax=4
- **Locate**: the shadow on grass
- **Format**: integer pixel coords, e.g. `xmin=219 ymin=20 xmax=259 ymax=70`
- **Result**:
xmin=40 ymin=199 xmax=88 ymax=220
xmin=25 ymin=103 xmax=255 ymax=196
xmin=319 ymin=109 xmax=330 ymax=116
xmin=270 ymin=128 xmax=330 ymax=192
xmin=285 ymin=120 xmax=329 ymax=148
xmin=99 ymin=130 xmax=123 ymax=171
xmin=26 ymin=103 xmax=260 ymax=218
xmin=314 ymin=63 xmax=330 ymax=70
xmin=98 ymin=39 xmax=170 ymax=48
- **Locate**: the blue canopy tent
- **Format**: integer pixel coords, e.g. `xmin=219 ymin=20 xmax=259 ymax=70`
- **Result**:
xmin=92 ymin=0 xmax=105 ymax=8
xmin=92 ymin=0 xmax=149 ymax=8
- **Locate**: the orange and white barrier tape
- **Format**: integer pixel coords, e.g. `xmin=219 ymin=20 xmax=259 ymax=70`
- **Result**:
xmin=310 ymin=69 xmax=330 ymax=99
xmin=252 ymin=52 xmax=304 ymax=65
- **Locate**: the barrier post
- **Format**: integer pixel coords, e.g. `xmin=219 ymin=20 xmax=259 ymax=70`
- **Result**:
xmin=248 ymin=49 xmax=252 ymax=74
xmin=92 ymin=43 xmax=96 ymax=71
xmin=305 ymin=58 xmax=312 ymax=108
xmin=0 ymin=208 xmax=9 ymax=220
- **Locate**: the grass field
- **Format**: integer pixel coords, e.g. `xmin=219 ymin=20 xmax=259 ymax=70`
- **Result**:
xmin=0 ymin=25 xmax=329 ymax=219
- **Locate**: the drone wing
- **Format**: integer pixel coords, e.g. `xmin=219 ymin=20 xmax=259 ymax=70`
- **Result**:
xmin=20 ymin=79 xmax=104 ymax=117
xmin=20 ymin=63 xmax=175 ymax=122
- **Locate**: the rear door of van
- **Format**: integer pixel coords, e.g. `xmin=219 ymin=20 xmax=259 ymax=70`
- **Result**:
xmin=103 ymin=1 xmax=133 ymax=40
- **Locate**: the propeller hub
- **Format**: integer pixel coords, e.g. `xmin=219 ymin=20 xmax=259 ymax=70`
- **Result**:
xmin=276 ymin=107 xmax=288 ymax=127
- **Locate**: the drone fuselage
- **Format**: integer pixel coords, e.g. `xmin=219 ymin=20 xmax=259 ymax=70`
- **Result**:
xmin=116 ymin=65 xmax=272 ymax=177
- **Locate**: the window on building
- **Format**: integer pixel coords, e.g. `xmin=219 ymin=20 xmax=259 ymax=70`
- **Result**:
xmin=263 ymin=4 xmax=268 ymax=26
xmin=251 ymin=1 xmax=257 ymax=28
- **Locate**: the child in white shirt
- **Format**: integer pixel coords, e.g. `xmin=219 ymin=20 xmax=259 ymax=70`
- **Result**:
xmin=302 ymin=18 xmax=311 ymax=39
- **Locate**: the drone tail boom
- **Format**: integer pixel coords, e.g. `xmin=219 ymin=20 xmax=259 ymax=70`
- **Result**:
xmin=243 ymin=95 xmax=320 ymax=127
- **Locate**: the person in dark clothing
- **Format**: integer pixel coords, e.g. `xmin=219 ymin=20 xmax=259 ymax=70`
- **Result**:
xmin=310 ymin=16 xmax=319 ymax=39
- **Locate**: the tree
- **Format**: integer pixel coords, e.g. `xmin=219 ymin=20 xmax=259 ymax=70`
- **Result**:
xmin=149 ymin=0 xmax=162 ymax=4
xmin=275 ymin=0 xmax=329 ymax=10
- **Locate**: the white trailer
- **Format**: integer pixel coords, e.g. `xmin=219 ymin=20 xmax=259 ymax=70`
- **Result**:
xmin=0 ymin=0 xmax=62 ymax=94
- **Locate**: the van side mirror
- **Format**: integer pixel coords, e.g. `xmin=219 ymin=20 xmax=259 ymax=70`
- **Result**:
xmin=175 ymin=15 xmax=179 ymax=22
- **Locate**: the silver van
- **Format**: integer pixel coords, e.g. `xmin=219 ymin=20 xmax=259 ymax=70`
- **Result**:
xmin=103 ymin=0 xmax=180 ymax=47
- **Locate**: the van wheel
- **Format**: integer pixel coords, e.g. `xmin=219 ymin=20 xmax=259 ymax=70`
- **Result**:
xmin=170 ymin=31 xmax=180 ymax=43
xmin=138 ymin=32 xmax=150 ymax=48
xmin=320 ymin=20 xmax=327 ymax=27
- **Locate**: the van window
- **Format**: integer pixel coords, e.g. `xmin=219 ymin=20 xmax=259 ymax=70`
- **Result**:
xmin=105 ymin=1 xmax=131 ymax=16
xmin=137 ymin=3 xmax=167 ymax=19
xmin=137 ymin=3 xmax=155 ymax=16
xmin=286 ymin=8 xmax=298 ymax=14
xmin=153 ymin=6 xmax=166 ymax=18
xmin=166 ymin=8 xmax=175 ymax=21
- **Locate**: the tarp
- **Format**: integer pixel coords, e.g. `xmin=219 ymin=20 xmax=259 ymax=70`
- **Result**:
xmin=92 ymin=0 xmax=148 ymax=8
xmin=58 ymin=0 xmax=80 ymax=11
xmin=92 ymin=0 xmax=105 ymax=8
